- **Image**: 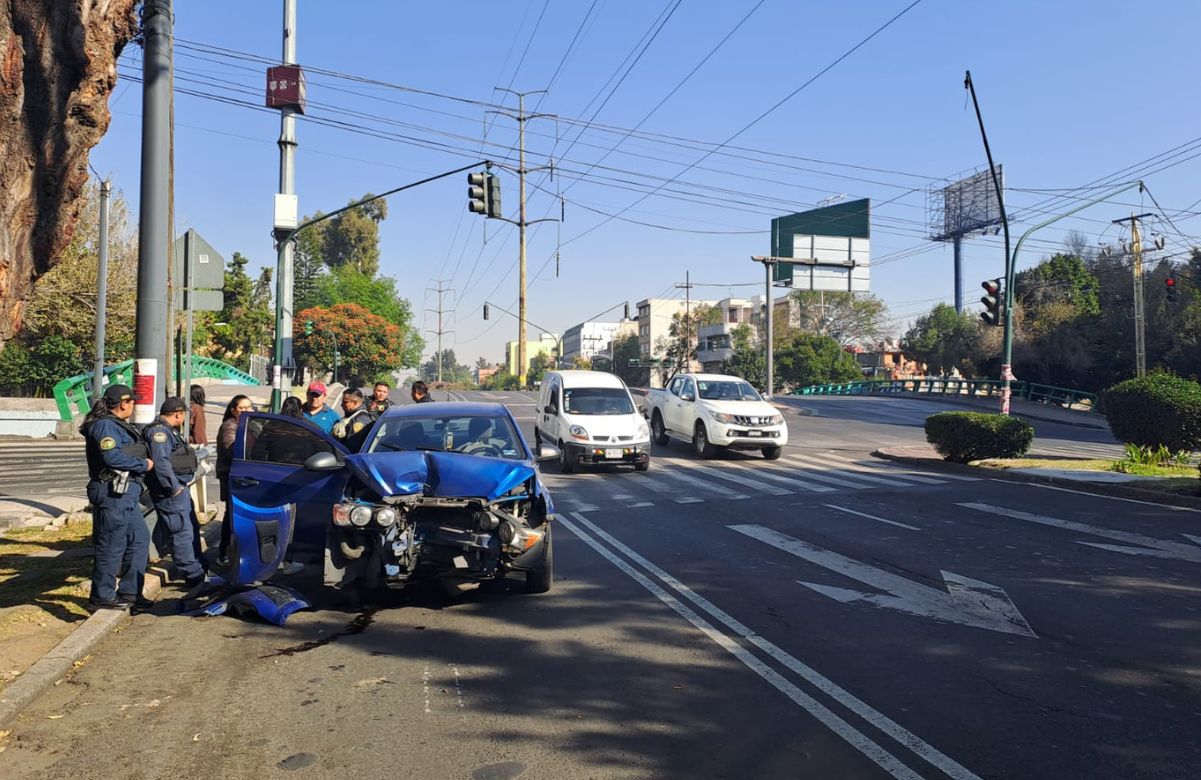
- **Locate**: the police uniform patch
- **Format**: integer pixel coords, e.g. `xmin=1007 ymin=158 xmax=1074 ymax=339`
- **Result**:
xmin=99 ymin=437 xmax=116 ymax=451
xmin=152 ymin=431 xmax=168 ymax=443
xmin=352 ymin=422 xmax=364 ymax=433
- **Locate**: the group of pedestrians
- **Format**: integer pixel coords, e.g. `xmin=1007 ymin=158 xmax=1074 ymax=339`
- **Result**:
xmin=82 ymin=384 xmax=212 ymax=611
xmin=84 ymin=378 xmax=430 ymax=609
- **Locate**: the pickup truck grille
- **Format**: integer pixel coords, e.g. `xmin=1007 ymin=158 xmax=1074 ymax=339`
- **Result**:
xmin=732 ymin=415 xmax=776 ymax=427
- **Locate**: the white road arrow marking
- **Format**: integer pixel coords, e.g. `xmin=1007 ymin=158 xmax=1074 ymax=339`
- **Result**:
xmin=729 ymin=524 xmax=1036 ymax=637
xmin=957 ymin=502 xmax=1201 ymax=563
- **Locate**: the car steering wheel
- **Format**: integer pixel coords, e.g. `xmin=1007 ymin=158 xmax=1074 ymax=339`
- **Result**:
xmin=462 ymin=441 xmax=504 ymax=457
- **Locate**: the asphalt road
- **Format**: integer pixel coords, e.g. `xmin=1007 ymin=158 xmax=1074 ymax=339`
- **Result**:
xmin=4 ymin=390 xmax=1200 ymax=778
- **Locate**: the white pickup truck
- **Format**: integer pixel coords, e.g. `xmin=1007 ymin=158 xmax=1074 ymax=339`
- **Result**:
xmin=644 ymin=373 xmax=787 ymax=460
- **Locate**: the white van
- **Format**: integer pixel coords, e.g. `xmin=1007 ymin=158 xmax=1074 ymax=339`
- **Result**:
xmin=535 ymin=370 xmax=651 ymax=473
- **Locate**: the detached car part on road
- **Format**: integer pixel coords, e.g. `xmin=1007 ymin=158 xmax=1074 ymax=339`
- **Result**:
xmin=644 ymin=373 xmax=788 ymax=459
xmin=226 ymin=402 xmax=558 ymax=600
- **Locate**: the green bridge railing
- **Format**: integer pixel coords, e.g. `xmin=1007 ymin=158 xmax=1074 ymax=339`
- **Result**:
xmin=53 ymin=357 xmax=261 ymax=422
xmin=793 ymin=378 xmax=1097 ymax=411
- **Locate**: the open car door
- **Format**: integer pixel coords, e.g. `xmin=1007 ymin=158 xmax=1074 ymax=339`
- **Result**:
xmin=228 ymin=412 xmax=350 ymax=585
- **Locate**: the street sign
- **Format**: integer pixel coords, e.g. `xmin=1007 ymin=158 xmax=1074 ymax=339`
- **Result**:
xmin=172 ymin=229 xmax=225 ymax=311
xmin=770 ymin=199 xmax=871 ymax=291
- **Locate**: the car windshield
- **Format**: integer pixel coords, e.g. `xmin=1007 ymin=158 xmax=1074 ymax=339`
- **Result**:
xmin=697 ymin=380 xmax=762 ymax=401
xmin=563 ymin=387 xmax=634 ymax=415
xmin=366 ymin=414 xmax=525 ymax=460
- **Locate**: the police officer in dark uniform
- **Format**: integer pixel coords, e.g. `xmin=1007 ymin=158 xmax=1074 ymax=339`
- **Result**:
xmin=81 ymin=384 xmax=154 ymax=610
xmin=335 ymin=387 xmax=376 ymax=451
xmin=366 ymin=381 xmax=394 ymax=415
xmin=143 ymin=397 xmax=207 ymax=587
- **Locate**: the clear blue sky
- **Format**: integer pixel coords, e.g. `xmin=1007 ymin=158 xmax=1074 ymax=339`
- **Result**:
xmin=92 ymin=0 xmax=1201 ymax=365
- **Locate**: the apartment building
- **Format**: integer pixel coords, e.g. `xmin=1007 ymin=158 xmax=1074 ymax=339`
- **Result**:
xmin=560 ymin=321 xmax=625 ymax=365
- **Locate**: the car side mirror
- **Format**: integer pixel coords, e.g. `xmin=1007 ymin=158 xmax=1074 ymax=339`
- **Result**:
xmin=681 ymin=393 xmax=695 ymax=402
xmin=543 ymin=404 xmax=556 ymax=415
xmin=536 ymin=442 xmax=562 ymax=463
xmin=304 ymin=451 xmax=343 ymax=472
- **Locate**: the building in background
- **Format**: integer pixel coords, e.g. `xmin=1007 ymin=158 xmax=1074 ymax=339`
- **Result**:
xmin=696 ymin=297 xmax=763 ymax=372
xmin=636 ymin=297 xmax=718 ymax=358
xmin=474 ymin=365 xmax=500 ymax=385
xmin=561 ymin=321 xmax=624 ymax=366
xmin=504 ymin=333 xmax=559 ymax=377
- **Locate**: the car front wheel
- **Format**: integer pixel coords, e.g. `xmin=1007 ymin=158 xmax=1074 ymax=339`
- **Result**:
xmin=693 ymin=422 xmax=718 ymax=459
xmin=650 ymin=412 xmax=669 ymax=446
xmin=525 ymin=530 xmax=553 ymax=594
xmin=558 ymin=440 xmax=574 ymax=474
xmin=634 ymin=460 xmax=650 ymax=472
xmin=762 ymin=446 xmax=782 ymax=460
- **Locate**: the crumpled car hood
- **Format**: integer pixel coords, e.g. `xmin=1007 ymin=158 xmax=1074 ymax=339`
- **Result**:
xmin=343 ymin=450 xmax=535 ymax=500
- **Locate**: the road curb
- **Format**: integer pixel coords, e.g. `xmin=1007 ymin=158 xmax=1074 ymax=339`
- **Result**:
xmin=0 ymin=523 xmax=219 ymax=729
xmin=872 ymin=450 xmax=1201 ymax=510
xmin=795 ymin=391 xmax=1110 ymax=431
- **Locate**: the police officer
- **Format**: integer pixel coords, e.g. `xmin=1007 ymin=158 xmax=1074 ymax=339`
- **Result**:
xmin=143 ymin=397 xmax=207 ymax=587
xmin=410 ymin=380 xmax=433 ymax=404
xmin=82 ymin=384 xmax=154 ymax=610
xmin=366 ymin=381 xmax=394 ymax=415
xmin=335 ymin=388 xmax=376 ymax=451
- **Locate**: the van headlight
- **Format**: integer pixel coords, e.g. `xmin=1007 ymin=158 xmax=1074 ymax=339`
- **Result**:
xmin=568 ymin=424 xmax=589 ymax=441
xmin=636 ymin=420 xmax=650 ymax=438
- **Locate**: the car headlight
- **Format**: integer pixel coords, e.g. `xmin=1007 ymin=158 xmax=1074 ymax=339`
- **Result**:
xmin=569 ymin=424 xmax=589 ymax=441
xmin=711 ymin=412 xmax=735 ymax=424
xmin=769 ymin=414 xmax=784 ymax=425
xmin=350 ymin=505 xmax=373 ymax=527
xmin=375 ymin=507 xmax=397 ymax=527
xmin=332 ymin=504 xmax=352 ymax=527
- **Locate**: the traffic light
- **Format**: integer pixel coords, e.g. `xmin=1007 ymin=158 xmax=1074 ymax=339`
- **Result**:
xmin=1166 ymin=276 xmax=1179 ymax=303
xmin=980 ymin=279 xmax=1003 ymax=326
xmin=483 ymin=303 xmax=490 ymax=320
xmin=467 ymin=171 xmax=489 ymax=216
xmin=304 ymin=319 xmax=314 ymax=336
xmin=485 ymin=173 xmax=502 ymax=219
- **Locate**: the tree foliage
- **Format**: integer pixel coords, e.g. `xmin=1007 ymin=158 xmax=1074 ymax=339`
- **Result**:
xmin=205 ymin=251 xmax=274 ymax=372
xmin=902 ymin=303 xmax=983 ymax=377
xmin=655 ymin=305 xmax=721 ymax=375
xmin=422 ymin=349 xmax=471 ymax=384
xmin=311 ymin=265 xmax=422 ymax=368
xmin=610 ymin=334 xmax=646 ymax=387
xmin=774 ymin=332 xmax=862 ymax=390
xmin=722 ymin=324 xmax=765 ymax=389
xmin=786 ymin=290 xmax=889 ymax=346
xmin=294 ymin=303 xmax=407 ymax=384
xmin=322 ymin=195 xmax=387 ymax=276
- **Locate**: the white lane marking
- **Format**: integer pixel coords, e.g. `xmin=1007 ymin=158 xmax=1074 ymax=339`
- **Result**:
xmin=1013 ymin=480 xmax=1201 ymax=512
xmin=558 ymin=515 xmax=925 ymax=780
xmin=720 ymin=458 xmax=840 ymax=492
xmin=611 ymin=493 xmax=635 ymax=500
xmin=422 ymin=666 xmax=431 ymax=714
xmin=671 ymin=459 xmax=792 ymax=496
xmin=652 ymin=462 xmax=750 ymax=500
xmin=730 ymin=524 xmax=1035 ymax=638
xmin=784 ymin=453 xmax=924 ymax=488
xmin=958 ymin=502 xmax=1201 ymax=563
xmin=563 ymin=512 xmax=981 ymax=780
xmin=451 ymin=664 xmax=465 ymax=714
xmin=825 ymin=504 xmax=921 ymax=531
xmin=801 ymin=453 xmax=948 ymax=485
xmin=629 ymin=501 xmax=654 ymax=508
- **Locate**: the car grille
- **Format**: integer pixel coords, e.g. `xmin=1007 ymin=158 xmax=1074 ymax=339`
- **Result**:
xmin=732 ymin=415 xmax=776 ymax=426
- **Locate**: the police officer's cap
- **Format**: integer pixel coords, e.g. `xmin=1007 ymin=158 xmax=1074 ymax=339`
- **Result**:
xmin=103 ymin=384 xmax=135 ymax=404
xmin=160 ymin=396 xmax=187 ymax=414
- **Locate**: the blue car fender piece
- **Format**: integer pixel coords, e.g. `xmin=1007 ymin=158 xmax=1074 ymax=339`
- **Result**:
xmin=228 ymin=495 xmax=295 ymax=586
xmin=180 ymin=576 xmax=310 ymax=626
xmin=344 ymin=450 xmax=534 ymax=500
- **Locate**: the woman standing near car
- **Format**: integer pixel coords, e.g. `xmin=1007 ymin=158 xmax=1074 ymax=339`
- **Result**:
xmin=189 ymin=384 xmax=208 ymax=445
xmin=216 ymin=394 xmax=253 ymax=564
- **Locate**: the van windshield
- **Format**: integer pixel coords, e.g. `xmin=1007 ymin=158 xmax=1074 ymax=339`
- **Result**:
xmin=563 ymin=387 xmax=635 ymax=415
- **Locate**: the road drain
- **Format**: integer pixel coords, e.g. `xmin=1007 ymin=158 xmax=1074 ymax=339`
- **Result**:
xmin=260 ymin=609 xmax=378 ymax=658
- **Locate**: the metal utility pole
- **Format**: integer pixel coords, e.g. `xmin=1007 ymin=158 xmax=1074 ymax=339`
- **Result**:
xmin=675 ymin=271 xmax=696 ymax=372
xmin=270 ymin=0 xmax=300 ymax=410
xmin=1113 ymin=212 xmax=1154 ymax=377
xmin=134 ymin=0 xmax=172 ymax=423
xmin=92 ymin=179 xmax=111 ymax=401
xmin=952 ymin=236 xmax=963 ymax=313
xmin=424 ymin=280 xmax=454 ymax=383
xmin=492 ymin=89 xmax=554 ymax=389
xmin=752 ymin=256 xmax=787 ymax=399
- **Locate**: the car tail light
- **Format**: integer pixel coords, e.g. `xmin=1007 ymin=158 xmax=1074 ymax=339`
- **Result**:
xmin=332 ymin=504 xmax=352 ymax=527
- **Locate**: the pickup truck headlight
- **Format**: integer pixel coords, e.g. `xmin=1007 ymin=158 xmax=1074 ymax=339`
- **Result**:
xmin=768 ymin=414 xmax=784 ymax=425
xmin=711 ymin=412 xmax=736 ymax=424
xmin=568 ymin=424 xmax=589 ymax=441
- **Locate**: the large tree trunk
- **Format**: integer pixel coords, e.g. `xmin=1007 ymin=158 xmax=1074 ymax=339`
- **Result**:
xmin=0 ymin=0 xmax=138 ymax=346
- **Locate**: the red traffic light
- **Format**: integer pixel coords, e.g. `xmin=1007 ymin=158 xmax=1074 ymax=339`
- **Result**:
xmin=981 ymin=280 xmax=1001 ymax=296
xmin=1166 ymin=277 xmax=1176 ymax=287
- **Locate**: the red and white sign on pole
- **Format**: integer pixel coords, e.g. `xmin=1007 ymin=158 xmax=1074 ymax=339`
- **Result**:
xmin=266 ymin=65 xmax=306 ymax=113
xmin=133 ymin=358 xmax=157 ymax=425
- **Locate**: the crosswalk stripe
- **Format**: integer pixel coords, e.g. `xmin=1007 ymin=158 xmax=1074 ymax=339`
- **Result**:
xmin=720 ymin=458 xmax=841 ymax=492
xmin=783 ymin=453 xmax=925 ymax=488
xmin=651 ymin=463 xmax=750 ymax=500
xmin=803 ymin=452 xmax=965 ymax=484
xmin=668 ymin=459 xmax=792 ymax=496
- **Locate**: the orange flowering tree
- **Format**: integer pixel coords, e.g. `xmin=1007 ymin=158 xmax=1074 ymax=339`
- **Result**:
xmin=294 ymin=302 xmax=407 ymax=384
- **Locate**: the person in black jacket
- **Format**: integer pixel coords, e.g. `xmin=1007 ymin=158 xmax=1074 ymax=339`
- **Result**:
xmin=143 ymin=397 xmax=206 ymax=587
xmin=411 ymin=380 xmax=433 ymax=404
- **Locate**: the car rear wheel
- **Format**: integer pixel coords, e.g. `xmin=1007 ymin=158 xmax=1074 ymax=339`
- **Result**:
xmin=762 ymin=446 xmax=783 ymax=460
xmin=525 ymin=530 xmax=553 ymax=594
xmin=558 ymin=440 xmax=574 ymax=474
xmin=650 ymin=412 xmax=669 ymax=446
xmin=693 ymin=422 xmax=718 ymax=459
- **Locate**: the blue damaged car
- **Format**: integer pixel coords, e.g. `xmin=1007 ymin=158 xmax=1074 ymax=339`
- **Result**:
xmin=226 ymin=402 xmax=559 ymax=596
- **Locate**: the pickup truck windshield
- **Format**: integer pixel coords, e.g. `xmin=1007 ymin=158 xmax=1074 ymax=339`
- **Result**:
xmin=564 ymin=387 xmax=635 ymax=415
xmin=697 ymin=381 xmax=762 ymax=401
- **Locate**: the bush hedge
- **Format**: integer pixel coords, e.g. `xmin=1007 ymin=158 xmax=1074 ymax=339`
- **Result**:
xmin=924 ymin=411 xmax=1034 ymax=463
xmin=1100 ymin=372 xmax=1201 ymax=452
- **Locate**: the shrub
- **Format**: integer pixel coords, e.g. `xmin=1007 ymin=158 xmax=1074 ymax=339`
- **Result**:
xmin=924 ymin=411 xmax=1034 ymax=463
xmin=1100 ymin=372 xmax=1201 ymax=452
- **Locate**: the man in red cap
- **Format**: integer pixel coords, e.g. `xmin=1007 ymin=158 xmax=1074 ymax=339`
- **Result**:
xmin=301 ymin=381 xmax=340 ymax=433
